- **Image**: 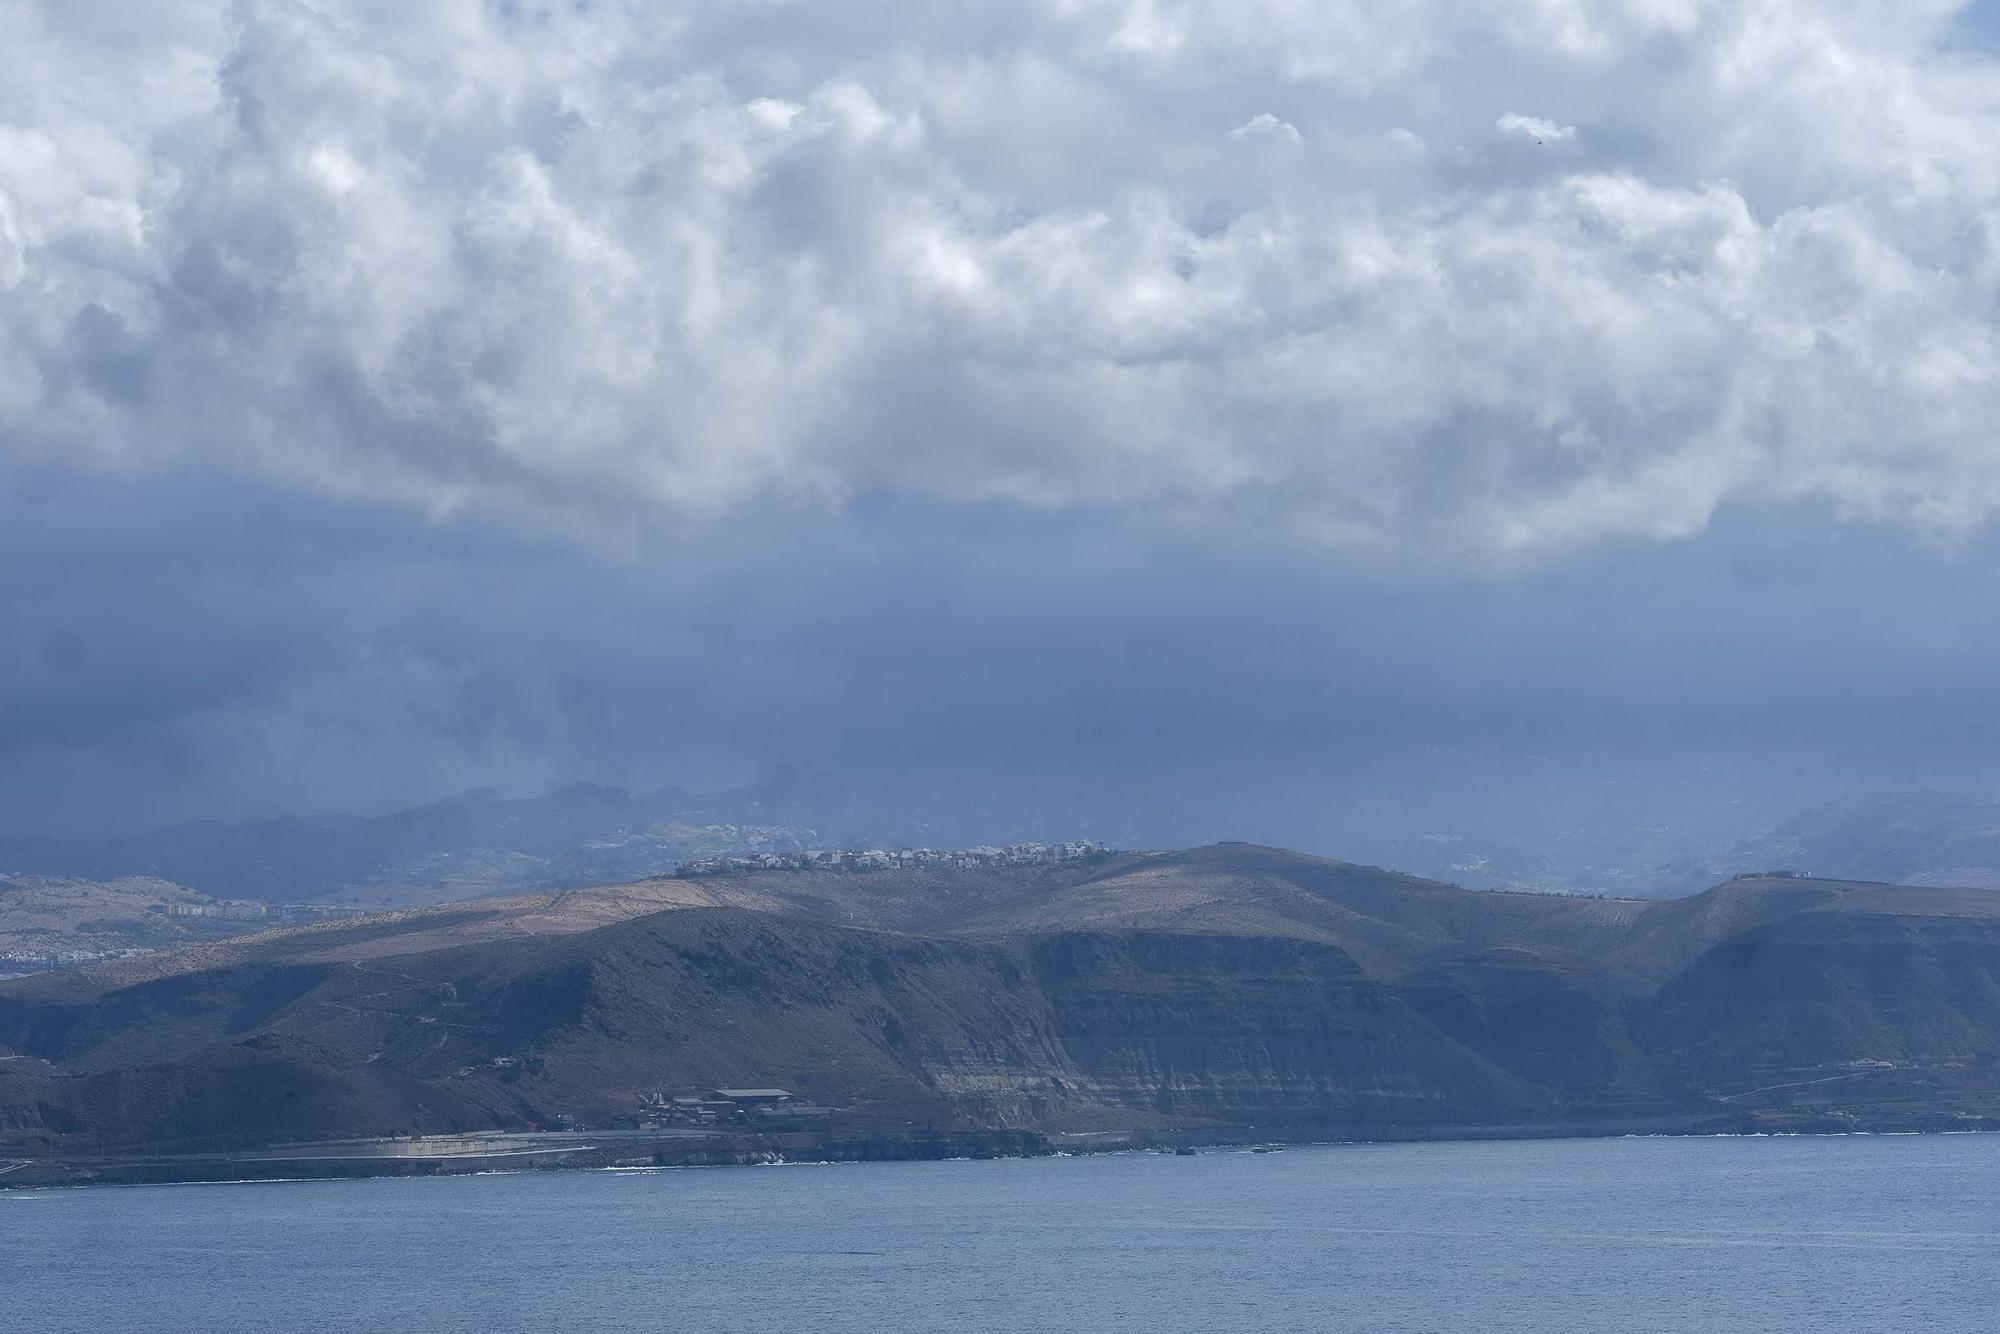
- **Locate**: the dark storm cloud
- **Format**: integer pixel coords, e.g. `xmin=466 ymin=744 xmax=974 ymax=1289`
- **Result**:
xmin=7 ymin=466 xmax=2000 ymax=855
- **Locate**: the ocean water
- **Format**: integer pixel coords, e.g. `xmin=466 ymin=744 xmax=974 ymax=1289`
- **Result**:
xmin=5 ymin=1135 xmax=1999 ymax=1332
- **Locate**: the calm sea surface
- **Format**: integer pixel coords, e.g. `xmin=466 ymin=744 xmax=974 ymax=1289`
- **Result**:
xmin=5 ymin=1135 xmax=1999 ymax=1332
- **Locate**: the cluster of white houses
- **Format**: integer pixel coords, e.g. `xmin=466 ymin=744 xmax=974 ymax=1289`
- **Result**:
xmin=0 ymin=946 xmax=150 ymax=976
xmin=677 ymin=840 xmax=1108 ymax=877
xmin=161 ymin=900 xmax=373 ymax=922
xmin=639 ymin=1088 xmax=838 ymax=1127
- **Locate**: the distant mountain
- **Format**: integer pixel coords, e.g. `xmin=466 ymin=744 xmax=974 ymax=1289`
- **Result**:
xmin=1386 ymin=790 xmax=2000 ymax=898
xmin=1727 ymin=791 xmax=2000 ymax=889
xmin=7 ymin=844 xmax=2000 ymax=1157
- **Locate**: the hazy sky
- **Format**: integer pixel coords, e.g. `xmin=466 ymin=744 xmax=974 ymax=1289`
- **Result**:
xmin=6 ymin=1 xmax=2000 ymax=851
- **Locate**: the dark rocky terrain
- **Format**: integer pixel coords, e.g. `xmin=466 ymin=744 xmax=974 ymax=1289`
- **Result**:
xmin=4 ymin=844 xmax=2000 ymax=1159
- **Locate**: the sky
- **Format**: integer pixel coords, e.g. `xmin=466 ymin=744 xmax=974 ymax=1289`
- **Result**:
xmin=6 ymin=1 xmax=2000 ymax=857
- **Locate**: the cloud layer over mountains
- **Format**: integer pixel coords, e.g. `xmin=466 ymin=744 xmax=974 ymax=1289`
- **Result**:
xmin=9 ymin=0 xmax=2000 ymax=553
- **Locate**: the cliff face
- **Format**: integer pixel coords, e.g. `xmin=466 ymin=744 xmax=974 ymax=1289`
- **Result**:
xmin=7 ymin=850 xmax=2000 ymax=1151
xmin=1398 ymin=950 xmax=1653 ymax=1103
xmin=0 ymin=914 xmax=1551 ymax=1145
xmin=1640 ymin=913 xmax=2000 ymax=1079
xmin=1023 ymin=932 xmax=1551 ymax=1128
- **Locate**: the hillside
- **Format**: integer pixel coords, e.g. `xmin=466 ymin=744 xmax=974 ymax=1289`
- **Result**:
xmin=0 ymin=877 xmax=242 ymax=976
xmin=5 ymin=847 xmax=2000 ymax=1155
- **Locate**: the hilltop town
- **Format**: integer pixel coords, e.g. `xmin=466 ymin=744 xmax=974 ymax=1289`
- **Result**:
xmin=0 ymin=875 xmax=383 ymax=978
xmin=675 ymin=840 xmax=1109 ymax=876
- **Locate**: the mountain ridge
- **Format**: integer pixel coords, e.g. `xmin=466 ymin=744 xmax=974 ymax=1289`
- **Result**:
xmin=7 ymin=843 xmax=2000 ymax=1158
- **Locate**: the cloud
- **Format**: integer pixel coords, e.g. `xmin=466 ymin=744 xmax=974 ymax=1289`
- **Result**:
xmin=3 ymin=0 xmax=2000 ymax=557
xmin=1228 ymin=113 xmax=1301 ymax=142
xmin=1495 ymin=112 xmax=1575 ymax=142
xmin=9 ymin=466 xmax=2000 ymax=846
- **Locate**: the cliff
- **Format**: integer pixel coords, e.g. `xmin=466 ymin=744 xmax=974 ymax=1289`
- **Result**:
xmin=5 ymin=847 xmax=2000 ymax=1151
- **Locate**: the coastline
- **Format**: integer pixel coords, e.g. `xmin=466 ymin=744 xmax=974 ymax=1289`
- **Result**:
xmin=11 ymin=1108 xmax=1999 ymax=1190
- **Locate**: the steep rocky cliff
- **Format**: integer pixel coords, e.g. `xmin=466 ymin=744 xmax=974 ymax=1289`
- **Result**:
xmin=6 ymin=848 xmax=2000 ymax=1151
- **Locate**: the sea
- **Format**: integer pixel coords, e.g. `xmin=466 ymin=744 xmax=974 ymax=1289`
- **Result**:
xmin=5 ymin=1134 xmax=1998 ymax=1332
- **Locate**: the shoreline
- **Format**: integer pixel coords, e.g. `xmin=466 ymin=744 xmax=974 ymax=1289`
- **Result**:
xmin=10 ymin=1109 xmax=1999 ymax=1190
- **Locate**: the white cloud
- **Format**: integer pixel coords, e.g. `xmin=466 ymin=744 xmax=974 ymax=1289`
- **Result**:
xmin=1496 ymin=112 xmax=1575 ymax=142
xmin=3 ymin=0 xmax=2000 ymax=556
xmin=1229 ymin=113 xmax=1301 ymax=142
